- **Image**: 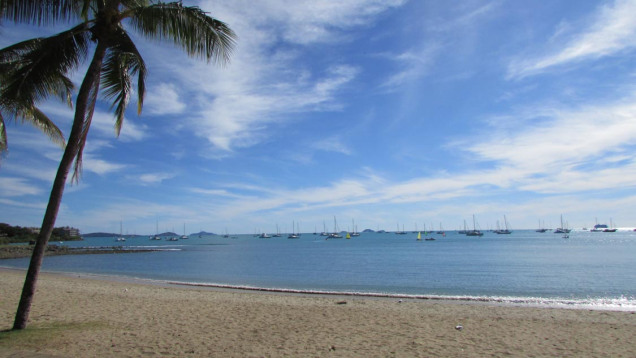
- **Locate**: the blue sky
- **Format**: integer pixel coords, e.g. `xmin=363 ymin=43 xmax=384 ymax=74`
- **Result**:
xmin=2 ymin=0 xmax=636 ymax=234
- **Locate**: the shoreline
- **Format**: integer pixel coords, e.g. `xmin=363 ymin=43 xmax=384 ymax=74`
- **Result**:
xmin=2 ymin=268 xmax=635 ymax=357
xmin=2 ymin=266 xmax=634 ymax=312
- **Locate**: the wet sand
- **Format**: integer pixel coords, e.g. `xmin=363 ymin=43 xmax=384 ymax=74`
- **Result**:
xmin=1 ymin=268 xmax=634 ymax=357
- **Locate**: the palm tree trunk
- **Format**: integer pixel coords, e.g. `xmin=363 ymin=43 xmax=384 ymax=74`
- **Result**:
xmin=13 ymin=42 xmax=108 ymax=330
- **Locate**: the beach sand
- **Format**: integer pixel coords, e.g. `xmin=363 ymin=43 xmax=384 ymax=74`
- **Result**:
xmin=1 ymin=268 xmax=634 ymax=357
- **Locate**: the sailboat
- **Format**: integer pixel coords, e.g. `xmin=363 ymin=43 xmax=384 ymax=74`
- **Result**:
xmin=458 ymin=220 xmax=468 ymax=234
xmin=180 ymin=223 xmax=188 ymax=239
xmin=603 ymin=218 xmax=617 ymax=232
xmin=116 ymin=221 xmax=126 ymax=242
xmin=320 ymin=221 xmax=329 ymax=236
xmin=465 ymin=215 xmax=483 ymax=236
xmin=554 ymin=215 xmax=571 ymax=234
xmin=417 ymin=231 xmax=422 ymax=241
xmin=288 ymin=221 xmax=300 ymax=239
xmin=327 ymin=216 xmax=343 ymax=239
xmin=436 ymin=223 xmax=445 ymax=235
xmin=349 ymin=219 xmax=361 ymax=237
xmin=150 ymin=218 xmax=161 ymax=240
xmin=495 ymin=215 xmax=512 ymax=234
xmin=395 ymin=223 xmax=407 ymax=235
xmin=536 ymin=220 xmax=547 ymax=233
xmin=272 ymin=224 xmax=282 ymax=237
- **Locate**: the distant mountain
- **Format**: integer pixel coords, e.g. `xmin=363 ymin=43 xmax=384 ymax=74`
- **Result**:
xmin=362 ymin=229 xmax=375 ymax=232
xmin=84 ymin=231 xmax=216 ymax=237
xmin=83 ymin=232 xmax=119 ymax=237
xmin=83 ymin=232 xmax=176 ymax=238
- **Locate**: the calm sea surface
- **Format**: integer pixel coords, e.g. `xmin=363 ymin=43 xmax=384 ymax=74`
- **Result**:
xmin=3 ymin=230 xmax=635 ymax=310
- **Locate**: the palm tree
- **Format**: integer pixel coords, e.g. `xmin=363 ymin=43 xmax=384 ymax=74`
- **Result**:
xmin=0 ymin=0 xmax=236 ymax=330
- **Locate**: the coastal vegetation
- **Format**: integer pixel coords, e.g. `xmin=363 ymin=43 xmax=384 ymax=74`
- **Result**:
xmin=0 ymin=223 xmax=82 ymax=245
xmin=0 ymin=0 xmax=235 ymax=330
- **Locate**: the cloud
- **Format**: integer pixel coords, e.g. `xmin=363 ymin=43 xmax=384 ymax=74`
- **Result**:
xmin=0 ymin=198 xmax=46 ymax=209
xmin=0 ymin=177 xmax=42 ymax=197
xmin=194 ymin=91 xmax=636 ymax=220
xmin=465 ymin=98 xmax=636 ymax=174
xmin=81 ymin=153 xmax=127 ymax=175
xmin=136 ymin=172 xmax=177 ymax=185
xmin=144 ymin=83 xmax=187 ymax=115
xmin=507 ymin=0 xmax=636 ymax=79
xmin=90 ymin=110 xmax=148 ymax=142
xmin=133 ymin=0 xmax=400 ymax=154
xmin=231 ymin=0 xmax=407 ymax=45
xmin=380 ymin=45 xmax=441 ymax=89
xmin=193 ymin=64 xmax=359 ymax=152
xmin=310 ymin=135 xmax=353 ymax=155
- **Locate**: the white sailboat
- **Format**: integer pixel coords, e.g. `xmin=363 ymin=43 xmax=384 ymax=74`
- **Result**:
xmin=350 ymin=219 xmax=360 ymax=237
xmin=327 ymin=216 xmax=343 ymax=239
xmin=465 ymin=215 xmax=483 ymax=236
xmin=116 ymin=221 xmax=126 ymax=242
xmin=272 ymin=224 xmax=282 ymax=237
xmin=151 ymin=218 xmax=161 ymax=240
xmin=288 ymin=221 xmax=299 ymax=239
xmin=554 ymin=215 xmax=571 ymax=234
xmin=181 ymin=223 xmax=188 ymax=239
xmin=495 ymin=215 xmax=512 ymax=234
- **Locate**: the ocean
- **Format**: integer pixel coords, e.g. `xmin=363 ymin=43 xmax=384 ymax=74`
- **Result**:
xmin=2 ymin=230 xmax=635 ymax=310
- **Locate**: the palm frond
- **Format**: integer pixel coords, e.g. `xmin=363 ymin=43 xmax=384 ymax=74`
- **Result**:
xmin=101 ymin=28 xmax=147 ymax=135
xmin=24 ymin=107 xmax=66 ymax=148
xmin=0 ymin=104 xmax=66 ymax=154
xmin=0 ymin=23 xmax=90 ymax=106
xmin=0 ymin=0 xmax=88 ymax=25
xmin=127 ymin=2 xmax=236 ymax=64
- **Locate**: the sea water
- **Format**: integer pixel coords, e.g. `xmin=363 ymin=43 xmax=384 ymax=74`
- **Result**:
xmin=2 ymin=230 xmax=635 ymax=310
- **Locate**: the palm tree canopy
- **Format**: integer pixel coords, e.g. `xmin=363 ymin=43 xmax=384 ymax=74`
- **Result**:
xmin=0 ymin=0 xmax=236 ymax=160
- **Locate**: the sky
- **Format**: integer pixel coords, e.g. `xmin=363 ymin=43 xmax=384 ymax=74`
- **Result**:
xmin=2 ymin=0 xmax=636 ymax=235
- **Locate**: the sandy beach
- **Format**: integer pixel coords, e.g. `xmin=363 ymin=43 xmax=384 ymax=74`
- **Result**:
xmin=1 ymin=268 xmax=634 ymax=357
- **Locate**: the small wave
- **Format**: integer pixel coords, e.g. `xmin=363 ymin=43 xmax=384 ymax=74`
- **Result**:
xmin=166 ymin=281 xmax=636 ymax=311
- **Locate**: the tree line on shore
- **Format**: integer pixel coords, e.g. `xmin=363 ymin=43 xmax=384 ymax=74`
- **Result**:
xmin=0 ymin=223 xmax=81 ymax=244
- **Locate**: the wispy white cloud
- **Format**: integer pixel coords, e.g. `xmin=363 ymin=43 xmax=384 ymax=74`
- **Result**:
xmin=465 ymin=97 xmax=636 ymax=175
xmin=238 ymin=0 xmax=407 ymax=45
xmin=192 ymin=91 xmax=636 ymax=221
xmin=81 ymin=153 xmax=127 ymax=176
xmin=1 ymin=161 xmax=56 ymax=183
xmin=310 ymin=135 xmax=353 ymax=155
xmin=90 ymin=110 xmax=148 ymax=142
xmin=135 ymin=172 xmax=177 ymax=185
xmin=134 ymin=0 xmax=400 ymax=154
xmin=380 ymin=45 xmax=441 ymax=89
xmin=144 ymin=83 xmax=187 ymax=115
xmin=0 ymin=198 xmax=46 ymax=210
xmin=507 ymin=0 xmax=636 ymax=79
xmin=0 ymin=177 xmax=42 ymax=197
